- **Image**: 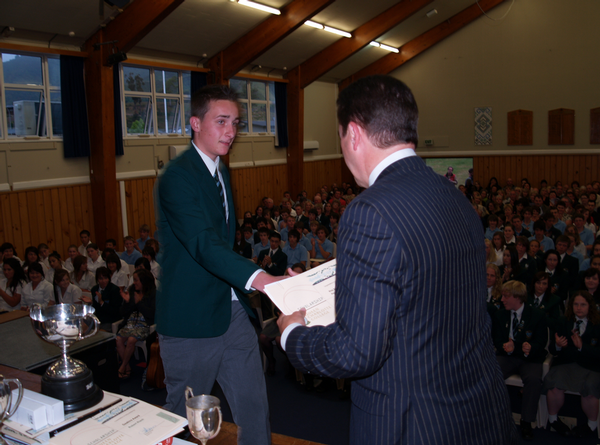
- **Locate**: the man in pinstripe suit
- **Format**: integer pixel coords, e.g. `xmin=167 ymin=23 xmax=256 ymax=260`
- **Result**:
xmin=278 ymin=76 xmax=518 ymax=444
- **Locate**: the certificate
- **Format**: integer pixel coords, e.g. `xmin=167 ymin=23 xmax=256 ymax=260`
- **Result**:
xmin=264 ymin=260 xmax=336 ymax=327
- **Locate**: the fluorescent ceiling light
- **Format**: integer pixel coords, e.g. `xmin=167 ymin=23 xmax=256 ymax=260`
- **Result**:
xmin=323 ymin=26 xmax=351 ymax=38
xmin=369 ymin=41 xmax=380 ymax=47
xmin=304 ymin=20 xmax=323 ymax=29
xmin=238 ymin=0 xmax=280 ymax=15
xmin=379 ymin=44 xmax=399 ymax=53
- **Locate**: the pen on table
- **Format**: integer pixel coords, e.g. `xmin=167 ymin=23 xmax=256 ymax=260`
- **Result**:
xmin=49 ymin=398 xmax=122 ymax=437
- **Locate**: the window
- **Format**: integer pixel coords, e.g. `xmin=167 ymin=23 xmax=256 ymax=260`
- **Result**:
xmin=0 ymin=52 xmax=62 ymax=139
xmin=229 ymin=78 xmax=276 ymax=135
xmin=121 ymin=65 xmax=191 ymax=136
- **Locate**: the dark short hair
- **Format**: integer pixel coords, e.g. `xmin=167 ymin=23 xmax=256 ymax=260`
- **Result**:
xmin=0 ymin=242 xmax=15 ymax=256
xmin=515 ymin=236 xmax=529 ymax=250
xmin=556 ymin=235 xmax=570 ymax=245
xmin=96 ymin=266 xmax=111 ymax=281
xmin=27 ymin=261 xmax=45 ymax=278
xmin=533 ymin=221 xmax=545 ymax=232
xmin=132 ymin=269 xmax=156 ymax=295
xmin=269 ymin=231 xmax=281 ymax=241
xmin=191 ymin=85 xmax=239 ymax=121
xmin=337 ymin=75 xmax=419 ymax=148
xmin=73 ymin=255 xmax=88 ymax=273
xmin=288 ymin=229 xmax=300 ymax=240
xmin=142 ymin=246 xmax=156 ymax=261
xmin=86 ymin=243 xmax=99 ymax=251
xmin=106 ymin=253 xmax=121 ymax=271
xmin=257 ymin=227 xmax=270 ymax=235
xmin=106 ymin=238 xmax=117 ymax=246
xmin=134 ymin=257 xmax=152 ymax=271
xmin=80 ymin=230 xmax=90 ymax=237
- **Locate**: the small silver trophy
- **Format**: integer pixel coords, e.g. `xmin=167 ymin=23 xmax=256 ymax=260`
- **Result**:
xmin=0 ymin=374 xmax=23 ymax=445
xmin=185 ymin=387 xmax=222 ymax=445
xmin=30 ymin=304 xmax=103 ymax=412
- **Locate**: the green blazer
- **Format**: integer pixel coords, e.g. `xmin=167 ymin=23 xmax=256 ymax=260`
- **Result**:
xmin=493 ymin=304 xmax=548 ymax=363
xmin=155 ymin=145 xmax=260 ymax=338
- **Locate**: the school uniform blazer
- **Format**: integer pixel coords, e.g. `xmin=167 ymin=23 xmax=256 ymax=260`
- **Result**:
xmin=493 ymin=305 xmax=548 ymax=363
xmin=155 ymin=145 xmax=260 ymax=339
xmin=90 ymin=282 xmax=123 ymax=324
xmin=257 ymin=248 xmax=287 ymax=277
xmin=559 ymin=253 xmax=579 ymax=289
xmin=526 ymin=293 xmax=561 ymax=331
xmin=549 ymin=316 xmax=600 ymax=372
xmin=286 ymin=156 xmax=517 ymax=444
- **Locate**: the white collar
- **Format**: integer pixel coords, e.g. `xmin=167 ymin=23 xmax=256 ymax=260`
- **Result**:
xmin=368 ymin=148 xmax=416 ymax=187
xmin=512 ymin=303 xmax=525 ymax=320
xmin=192 ymin=141 xmax=220 ymax=176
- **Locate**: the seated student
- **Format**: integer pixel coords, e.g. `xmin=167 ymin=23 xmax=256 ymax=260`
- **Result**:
xmin=485 ymin=214 xmax=501 ymax=240
xmin=142 ymin=246 xmax=161 ymax=279
xmin=542 ymin=249 xmax=570 ymax=302
xmin=70 ymin=255 xmax=96 ymax=291
xmin=282 ymin=229 xmax=308 ymax=269
xmin=486 ymin=264 xmax=503 ymax=316
xmin=485 ymin=239 xmax=497 ymax=266
xmin=503 ymin=223 xmax=516 ymax=245
xmin=306 ymin=220 xmax=319 ymax=243
xmin=573 ymin=212 xmax=595 ymax=253
xmin=515 ymin=236 xmax=537 ymax=286
xmin=0 ymin=258 xmax=26 ymax=312
xmin=78 ymin=230 xmax=92 ymax=257
xmin=310 ymin=225 xmax=334 ymax=268
xmin=252 ymin=227 xmax=270 ymax=263
xmin=565 ymin=233 xmax=585 ymax=267
xmin=543 ymin=290 xmax=600 ymax=438
xmin=542 ymin=213 xmax=562 ymax=245
xmin=45 ymin=252 xmax=67 ymax=284
xmin=555 ymin=235 xmax=579 ymax=290
xmin=522 ymin=207 xmax=535 ymax=233
xmin=146 ymin=239 xmax=160 ymax=256
xmin=136 ymin=224 xmax=151 ymax=252
xmin=37 ymin=243 xmax=51 ymax=269
xmin=252 ymin=217 xmax=268 ymax=244
xmin=241 ymin=226 xmax=255 ymax=251
xmin=491 ymin=232 xmax=505 ymax=267
xmin=22 ymin=246 xmax=48 ymax=275
xmin=53 ymin=269 xmax=82 ymax=305
xmin=116 ymin=269 xmax=156 ymax=379
xmin=328 ymin=223 xmax=339 ymax=244
xmin=259 ymin=262 xmax=306 ymax=376
xmin=550 ymin=207 xmax=567 ymax=233
xmin=127 ymin=258 xmax=160 ymax=288
xmin=102 ymin=248 xmax=129 ymax=271
xmin=503 ymin=205 xmax=514 ymax=225
xmin=277 ymin=209 xmax=289 ymax=231
xmin=569 ymin=268 xmax=600 ymax=313
xmin=258 ymin=231 xmax=287 ymax=277
xmin=63 ymin=244 xmax=79 ymax=272
xmin=279 ymin=216 xmax=296 ymax=243
xmin=81 ymin=266 xmax=123 ymax=331
xmin=492 ymin=280 xmax=548 ymax=440
xmin=512 ymin=215 xmax=531 ymax=238
xmin=106 ymin=253 xmax=129 ymax=290
xmin=120 ymin=236 xmax=143 ymax=265
xmin=527 ymin=271 xmax=561 ymax=330
xmin=86 ymin=244 xmax=105 ymax=274
xmin=21 ymin=263 xmax=54 ymax=310
xmin=499 ymin=245 xmax=525 ymax=284
xmin=580 ymin=241 xmax=600 ymax=272
xmin=565 ymin=225 xmax=588 ymax=260
xmin=0 ymin=243 xmax=22 ymax=265
xmin=529 ymin=220 xmax=555 ymax=253
xmin=233 ymin=228 xmax=253 ymax=260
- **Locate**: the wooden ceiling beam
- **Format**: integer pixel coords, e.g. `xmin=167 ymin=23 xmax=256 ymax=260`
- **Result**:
xmin=296 ymin=0 xmax=433 ymax=89
xmin=208 ymin=0 xmax=335 ymax=83
xmin=339 ymin=0 xmax=507 ymax=90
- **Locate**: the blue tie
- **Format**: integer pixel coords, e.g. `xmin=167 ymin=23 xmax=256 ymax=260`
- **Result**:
xmin=512 ymin=312 xmax=519 ymax=339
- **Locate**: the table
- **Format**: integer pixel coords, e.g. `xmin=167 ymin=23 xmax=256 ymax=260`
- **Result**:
xmin=0 ymin=366 xmax=325 ymax=445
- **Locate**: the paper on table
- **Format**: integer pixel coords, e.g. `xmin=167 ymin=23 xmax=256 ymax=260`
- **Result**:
xmin=50 ymin=397 xmax=187 ymax=445
xmin=264 ymin=260 xmax=336 ymax=327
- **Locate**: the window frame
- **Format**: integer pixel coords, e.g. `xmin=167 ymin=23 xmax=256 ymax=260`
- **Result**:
xmin=230 ymin=77 xmax=277 ymax=137
xmin=0 ymin=51 xmax=61 ymax=141
xmin=120 ymin=64 xmax=191 ymax=138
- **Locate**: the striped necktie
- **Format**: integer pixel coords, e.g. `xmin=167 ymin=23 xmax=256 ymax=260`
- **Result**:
xmin=575 ymin=320 xmax=583 ymax=336
xmin=512 ymin=312 xmax=519 ymax=339
xmin=534 ymin=297 xmax=540 ymax=308
xmin=213 ymin=170 xmax=225 ymax=214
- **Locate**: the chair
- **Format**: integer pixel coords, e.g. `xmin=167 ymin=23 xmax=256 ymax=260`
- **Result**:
xmin=332 ymin=242 xmax=337 ymax=258
xmin=134 ymin=324 xmax=157 ymax=363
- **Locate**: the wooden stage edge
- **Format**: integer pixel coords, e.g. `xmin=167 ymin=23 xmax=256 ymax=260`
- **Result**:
xmin=0 ymin=365 xmax=324 ymax=445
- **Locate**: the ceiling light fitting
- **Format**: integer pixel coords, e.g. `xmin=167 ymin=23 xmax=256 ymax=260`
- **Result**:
xmin=304 ymin=20 xmax=323 ymax=30
xmin=426 ymin=9 xmax=438 ymax=18
xmin=323 ymin=26 xmax=351 ymax=38
xmin=238 ymin=0 xmax=280 ymax=15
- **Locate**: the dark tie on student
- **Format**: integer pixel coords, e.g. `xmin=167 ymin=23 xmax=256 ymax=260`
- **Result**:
xmin=512 ymin=312 xmax=519 ymax=339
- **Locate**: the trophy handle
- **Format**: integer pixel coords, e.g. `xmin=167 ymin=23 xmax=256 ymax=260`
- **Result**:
xmin=80 ymin=314 xmax=100 ymax=340
xmin=4 ymin=378 xmax=23 ymax=418
xmin=212 ymin=407 xmax=222 ymax=438
xmin=184 ymin=386 xmax=194 ymax=400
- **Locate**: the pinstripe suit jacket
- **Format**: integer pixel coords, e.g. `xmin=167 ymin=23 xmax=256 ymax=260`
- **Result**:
xmin=286 ymin=156 xmax=518 ymax=444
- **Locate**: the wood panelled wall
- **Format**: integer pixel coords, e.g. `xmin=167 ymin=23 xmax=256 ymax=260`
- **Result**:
xmin=473 ymin=154 xmax=600 ymax=189
xmin=0 ymin=159 xmax=344 ymax=256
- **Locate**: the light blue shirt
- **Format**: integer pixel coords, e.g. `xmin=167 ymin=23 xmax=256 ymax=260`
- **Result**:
xmin=553 ymin=220 xmax=566 ymax=234
xmin=253 ymin=242 xmax=269 ymax=259
xmin=529 ymin=235 xmax=554 ymax=252
xmin=283 ymin=243 xmax=308 ymax=268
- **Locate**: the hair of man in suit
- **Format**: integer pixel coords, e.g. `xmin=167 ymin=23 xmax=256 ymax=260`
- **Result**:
xmin=565 ymin=290 xmax=600 ymax=323
xmin=337 ymin=75 xmax=419 ymax=148
xmin=191 ymin=84 xmax=239 ymax=121
xmin=502 ymin=280 xmax=528 ymax=303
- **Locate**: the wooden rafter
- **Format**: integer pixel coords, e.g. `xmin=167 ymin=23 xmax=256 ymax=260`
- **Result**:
xmin=339 ymin=0 xmax=507 ymax=89
xmin=295 ymin=0 xmax=433 ymax=89
xmin=206 ymin=0 xmax=335 ymax=84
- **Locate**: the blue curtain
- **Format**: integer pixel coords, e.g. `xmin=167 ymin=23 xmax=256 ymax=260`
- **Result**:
xmin=113 ymin=64 xmax=124 ymax=156
xmin=60 ymin=56 xmax=91 ymax=158
xmin=274 ymin=82 xmax=288 ymax=148
xmin=190 ymin=72 xmax=207 ymax=140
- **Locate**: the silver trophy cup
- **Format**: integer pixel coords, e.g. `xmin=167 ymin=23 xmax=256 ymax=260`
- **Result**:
xmin=185 ymin=387 xmax=222 ymax=444
xmin=0 ymin=375 xmax=23 ymax=445
xmin=30 ymin=303 xmax=103 ymax=412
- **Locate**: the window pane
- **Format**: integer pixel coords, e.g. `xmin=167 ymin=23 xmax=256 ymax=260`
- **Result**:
xmin=238 ymin=103 xmax=248 ymax=132
xmin=48 ymin=58 xmax=61 ymax=87
xmin=182 ymin=72 xmax=191 ymax=95
xmin=269 ymin=82 xmax=275 ymax=102
xmin=155 ymin=70 xmax=179 ymax=94
xmin=2 ymin=54 xmax=43 ymax=85
xmin=250 ymin=81 xmax=266 ymax=100
xmin=50 ymin=91 xmax=62 ymax=136
xmin=125 ymin=97 xmax=153 ymax=134
xmin=230 ymin=79 xmax=247 ymax=99
xmin=251 ymin=103 xmax=266 ymax=133
xmin=156 ymin=98 xmax=181 ymax=134
xmin=184 ymin=98 xmax=191 ymax=135
xmin=5 ymin=89 xmax=46 ymax=136
xmin=270 ymin=103 xmax=276 ymax=134
xmin=123 ymin=66 xmax=151 ymax=92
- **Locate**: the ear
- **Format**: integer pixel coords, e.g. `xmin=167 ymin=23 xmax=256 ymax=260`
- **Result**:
xmin=190 ymin=116 xmax=201 ymax=133
xmin=347 ymin=122 xmax=363 ymax=151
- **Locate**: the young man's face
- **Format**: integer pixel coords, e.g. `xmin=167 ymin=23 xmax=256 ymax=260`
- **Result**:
xmin=545 ymin=217 xmax=555 ymax=229
xmin=573 ymin=217 xmax=584 ymax=230
xmin=124 ymin=240 xmax=134 ymax=252
xmin=287 ymin=217 xmax=295 ymax=229
xmin=534 ymin=228 xmax=544 ymax=239
xmin=105 ymin=242 xmax=115 ymax=249
xmin=501 ymin=291 xmax=522 ymax=312
xmin=80 ymin=233 xmax=90 ymax=245
xmin=269 ymin=237 xmax=280 ymax=251
xmin=317 ymin=229 xmax=327 ymax=241
xmin=244 ymin=231 xmax=253 ymax=240
xmin=191 ymin=100 xmax=239 ymax=161
xmin=523 ymin=211 xmax=531 ymax=220
xmin=488 ymin=220 xmax=497 ymax=229
xmin=516 ymin=243 xmax=527 ymax=257
xmin=512 ymin=218 xmax=522 ymax=231
xmin=288 ymin=235 xmax=298 ymax=247
xmin=139 ymin=230 xmax=149 ymax=240
xmin=259 ymin=232 xmax=269 ymax=244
